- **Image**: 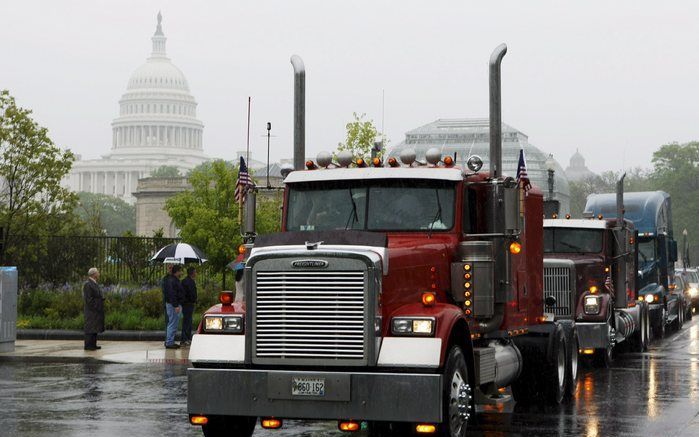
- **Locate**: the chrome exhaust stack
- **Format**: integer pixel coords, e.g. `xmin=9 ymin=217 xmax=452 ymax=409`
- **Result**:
xmin=614 ymin=173 xmax=628 ymax=309
xmin=489 ymin=44 xmax=507 ymax=179
xmin=290 ymin=55 xmax=306 ymax=171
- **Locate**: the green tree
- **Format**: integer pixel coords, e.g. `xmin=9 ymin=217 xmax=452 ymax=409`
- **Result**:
xmin=650 ymin=141 xmax=699 ymax=248
xmin=166 ymin=161 xmax=282 ymax=283
xmin=166 ymin=160 xmax=240 ymax=277
xmin=150 ymin=165 xmax=181 ymax=178
xmin=75 ymin=192 xmax=136 ymax=236
xmin=336 ymin=112 xmax=387 ymax=158
xmin=0 ymin=90 xmax=77 ymax=265
xmin=568 ymin=168 xmax=651 ymax=217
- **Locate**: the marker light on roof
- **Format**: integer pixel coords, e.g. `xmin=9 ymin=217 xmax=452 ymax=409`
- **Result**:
xmin=443 ymin=156 xmax=454 ymax=167
xmin=355 ymin=158 xmax=367 ymax=168
xmin=305 ymin=160 xmax=317 ymax=170
xmin=372 ymin=157 xmax=382 ymax=167
xmin=316 ymin=151 xmax=332 ymax=168
xmin=388 ymin=157 xmax=400 ymax=167
xmin=425 ymin=147 xmax=441 ymax=165
xmin=400 ymin=149 xmax=416 ymax=166
xmin=337 ymin=151 xmax=353 ymax=167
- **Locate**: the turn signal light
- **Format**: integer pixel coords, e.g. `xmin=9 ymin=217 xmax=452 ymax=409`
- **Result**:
xmin=589 ymin=286 xmax=598 ymax=294
xmin=219 ymin=291 xmax=234 ymax=305
xmin=190 ymin=415 xmax=208 ymax=425
xmin=509 ymin=242 xmax=522 ymax=255
xmin=422 ymin=292 xmax=436 ymax=306
xmin=261 ymin=418 xmax=282 ymax=429
xmin=416 ymin=424 xmax=437 ymax=433
xmin=339 ymin=421 xmax=360 ymax=432
xmin=388 ymin=157 xmax=399 ymax=167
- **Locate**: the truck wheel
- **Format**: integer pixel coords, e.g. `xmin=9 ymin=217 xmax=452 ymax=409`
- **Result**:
xmin=630 ymin=303 xmax=648 ymax=353
xmin=651 ymin=307 xmax=665 ymax=340
xmin=543 ymin=325 xmax=568 ymax=404
xmin=440 ymin=346 xmax=471 ymax=437
xmin=201 ymin=416 xmax=256 ymax=437
xmin=565 ymin=326 xmax=579 ymax=400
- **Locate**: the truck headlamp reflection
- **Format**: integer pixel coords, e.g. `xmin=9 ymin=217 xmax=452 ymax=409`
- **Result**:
xmin=391 ymin=317 xmax=435 ymax=336
xmin=203 ymin=315 xmax=244 ymax=333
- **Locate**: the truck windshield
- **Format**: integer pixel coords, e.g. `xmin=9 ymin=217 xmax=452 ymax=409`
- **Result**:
xmin=638 ymin=238 xmax=656 ymax=264
xmin=543 ymin=228 xmax=604 ymax=253
xmin=286 ymin=179 xmax=455 ymax=232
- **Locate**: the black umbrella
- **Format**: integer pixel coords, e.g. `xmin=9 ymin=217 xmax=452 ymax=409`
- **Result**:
xmin=151 ymin=243 xmax=208 ymax=264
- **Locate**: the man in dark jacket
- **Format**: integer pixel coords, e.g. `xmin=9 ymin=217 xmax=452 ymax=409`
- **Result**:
xmin=164 ymin=265 xmax=185 ymax=349
xmin=83 ymin=267 xmax=105 ymax=351
xmin=161 ymin=264 xmax=173 ymax=334
xmin=181 ymin=267 xmax=198 ymax=346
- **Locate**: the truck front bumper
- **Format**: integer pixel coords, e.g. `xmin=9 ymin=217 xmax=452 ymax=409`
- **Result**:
xmin=576 ymin=322 xmax=609 ymax=349
xmin=188 ymin=368 xmax=442 ymax=423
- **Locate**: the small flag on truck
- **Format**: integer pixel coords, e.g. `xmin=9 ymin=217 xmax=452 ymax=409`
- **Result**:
xmin=516 ymin=149 xmax=531 ymax=192
xmin=235 ymin=156 xmax=254 ymax=202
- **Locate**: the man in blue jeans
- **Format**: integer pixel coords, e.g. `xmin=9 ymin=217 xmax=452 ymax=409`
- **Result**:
xmin=164 ymin=265 xmax=185 ymax=349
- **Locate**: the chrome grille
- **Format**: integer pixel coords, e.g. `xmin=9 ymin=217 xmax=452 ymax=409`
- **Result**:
xmin=543 ymin=265 xmax=574 ymax=317
xmin=254 ymin=270 xmax=366 ymax=360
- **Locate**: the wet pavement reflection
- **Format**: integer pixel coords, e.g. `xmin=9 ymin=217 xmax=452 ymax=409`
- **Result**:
xmin=0 ymin=319 xmax=697 ymax=436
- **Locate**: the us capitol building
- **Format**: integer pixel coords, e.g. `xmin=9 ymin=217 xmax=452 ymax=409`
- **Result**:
xmin=63 ymin=13 xmax=207 ymax=204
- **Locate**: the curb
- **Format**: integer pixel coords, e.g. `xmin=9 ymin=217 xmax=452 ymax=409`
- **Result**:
xmin=17 ymin=329 xmax=189 ymax=342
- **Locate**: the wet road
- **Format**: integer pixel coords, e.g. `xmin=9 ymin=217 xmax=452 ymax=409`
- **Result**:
xmin=0 ymin=319 xmax=697 ymax=437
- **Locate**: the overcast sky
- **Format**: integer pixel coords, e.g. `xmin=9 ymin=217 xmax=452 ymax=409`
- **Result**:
xmin=2 ymin=1 xmax=698 ymax=173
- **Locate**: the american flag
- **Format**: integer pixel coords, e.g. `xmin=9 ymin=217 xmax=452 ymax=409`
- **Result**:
xmin=516 ymin=148 xmax=532 ymax=191
xmin=235 ymin=156 xmax=254 ymax=202
xmin=605 ymin=273 xmax=613 ymax=292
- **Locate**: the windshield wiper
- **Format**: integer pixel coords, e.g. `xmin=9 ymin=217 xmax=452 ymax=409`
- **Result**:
xmin=345 ymin=187 xmax=359 ymax=230
xmin=428 ymin=188 xmax=443 ymax=238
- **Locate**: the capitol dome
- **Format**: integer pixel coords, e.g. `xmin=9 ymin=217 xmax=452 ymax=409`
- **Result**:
xmin=387 ymin=118 xmax=571 ymax=214
xmin=108 ymin=12 xmax=205 ymax=161
xmin=65 ymin=12 xmax=208 ymax=206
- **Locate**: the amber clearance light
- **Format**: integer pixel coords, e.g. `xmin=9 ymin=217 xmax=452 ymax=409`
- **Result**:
xmin=416 ymin=424 xmax=437 ymax=433
xmin=338 ymin=421 xmax=360 ymax=432
xmin=422 ymin=292 xmax=436 ymax=306
xmin=219 ymin=291 xmax=234 ymax=306
xmin=261 ymin=418 xmax=282 ymax=429
xmin=443 ymin=156 xmax=454 ymax=167
xmin=190 ymin=415 xmax=208 ymax=425
xmin=509 ymin=241 xmax=522 ymax=255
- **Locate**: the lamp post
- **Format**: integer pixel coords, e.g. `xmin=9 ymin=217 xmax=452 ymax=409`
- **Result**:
xmin=545 ymin=153 xmax=556 ymax=202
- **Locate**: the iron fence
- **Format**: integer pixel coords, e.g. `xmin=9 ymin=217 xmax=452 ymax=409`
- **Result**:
xmin=7 ymin=235 xmax=218 ymax=289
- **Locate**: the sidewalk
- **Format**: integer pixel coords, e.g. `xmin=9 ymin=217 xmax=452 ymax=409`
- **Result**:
xmin=0 ymin=339 xmax=190 ymax=365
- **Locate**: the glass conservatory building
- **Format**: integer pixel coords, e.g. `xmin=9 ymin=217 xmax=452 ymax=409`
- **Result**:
xmin=386 ymin=118 xmax=570 ymax=214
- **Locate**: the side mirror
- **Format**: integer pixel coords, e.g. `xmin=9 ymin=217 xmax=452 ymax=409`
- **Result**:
xmin=669 ymin=240 xmax=678 ymax=263
xmin=544 ymin=295 xmax=557 ymax=308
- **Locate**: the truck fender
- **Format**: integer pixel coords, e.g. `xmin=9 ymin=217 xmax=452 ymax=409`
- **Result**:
xmin=575 ymin=292 xmax=612 ymax=323
xmin=386 ymin=303 xmax=475 ymax=385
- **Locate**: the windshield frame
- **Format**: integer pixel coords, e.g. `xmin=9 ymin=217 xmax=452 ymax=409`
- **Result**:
xmin=284 ymin=179 xmax=458 ymax=233
xmin=543 ymin=227 xmax=605 ymax=254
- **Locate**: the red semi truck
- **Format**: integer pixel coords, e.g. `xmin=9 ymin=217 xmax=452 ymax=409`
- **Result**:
xmin=187 ymin=45 xmax=578 ymax=437
xmin=543 ymin=177 xmax=650 ymax=367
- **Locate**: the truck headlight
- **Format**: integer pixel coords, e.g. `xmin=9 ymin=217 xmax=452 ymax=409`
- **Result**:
xmin=584 ymin=296 xmax=601 ymax=315
xmin=644 ymin=294 xmax=655 ymax=304
xmin=203 ymin=315 xmax=244 ymax=334
xmin=391 ymin=317 xmax=435 ymax=336
xmin=689 ymin=288 xmax=698 ymax=298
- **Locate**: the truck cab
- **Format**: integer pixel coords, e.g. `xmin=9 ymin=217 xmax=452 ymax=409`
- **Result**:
xmin=585 ymin=191 xmax=684 ymax=337
xmin=543 ymin=217 xmax=648 ymax=366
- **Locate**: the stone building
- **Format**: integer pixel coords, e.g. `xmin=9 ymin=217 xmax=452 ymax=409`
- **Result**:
xmin=133 ymin=177 xmax=190 ymax=238
xmin=387 ymin=118 xmax=571 ymax=214
xmin=63 ymin=13 xmax=207 ymax=203
xmin=564 ymin=149 xmax=596 ymax=182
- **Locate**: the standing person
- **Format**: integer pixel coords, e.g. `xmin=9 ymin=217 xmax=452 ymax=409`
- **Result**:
xmin=161 ymin=264 xmax=173 ymax=337
xmin=181 ymin=267 xmax=198 ymax=346
xmin=83 ymin=267 xmax=105 ymax=351
xmin=164 ymin=265 xmax=185 ymax=349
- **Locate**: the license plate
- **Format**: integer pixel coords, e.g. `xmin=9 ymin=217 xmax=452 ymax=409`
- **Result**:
xmin=291 ymin=377 xmax=325 ymax=397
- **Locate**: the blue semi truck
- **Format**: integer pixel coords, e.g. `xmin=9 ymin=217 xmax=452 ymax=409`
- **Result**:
xmin=585 ymin=191 xmax=684 ymax=338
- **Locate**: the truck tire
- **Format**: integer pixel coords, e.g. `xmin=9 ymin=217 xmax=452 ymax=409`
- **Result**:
xmin=511 ymin=324 xmax=567 ymax=405
xmin=629 ymin=303 xmax=648 ymax=353
xmin=201 ymin=416 xmax=256 ymax=437
xmin=439 ymin=346 xmax=472 ymax=437
xmin=565 ymin=325 xmax=579 ymax=400
xmin=651 ymin=308 xmax=665 ymax=340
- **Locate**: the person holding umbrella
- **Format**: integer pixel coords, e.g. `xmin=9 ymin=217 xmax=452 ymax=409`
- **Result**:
xmin=164 ymin=265 xmax=185 ymax=349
